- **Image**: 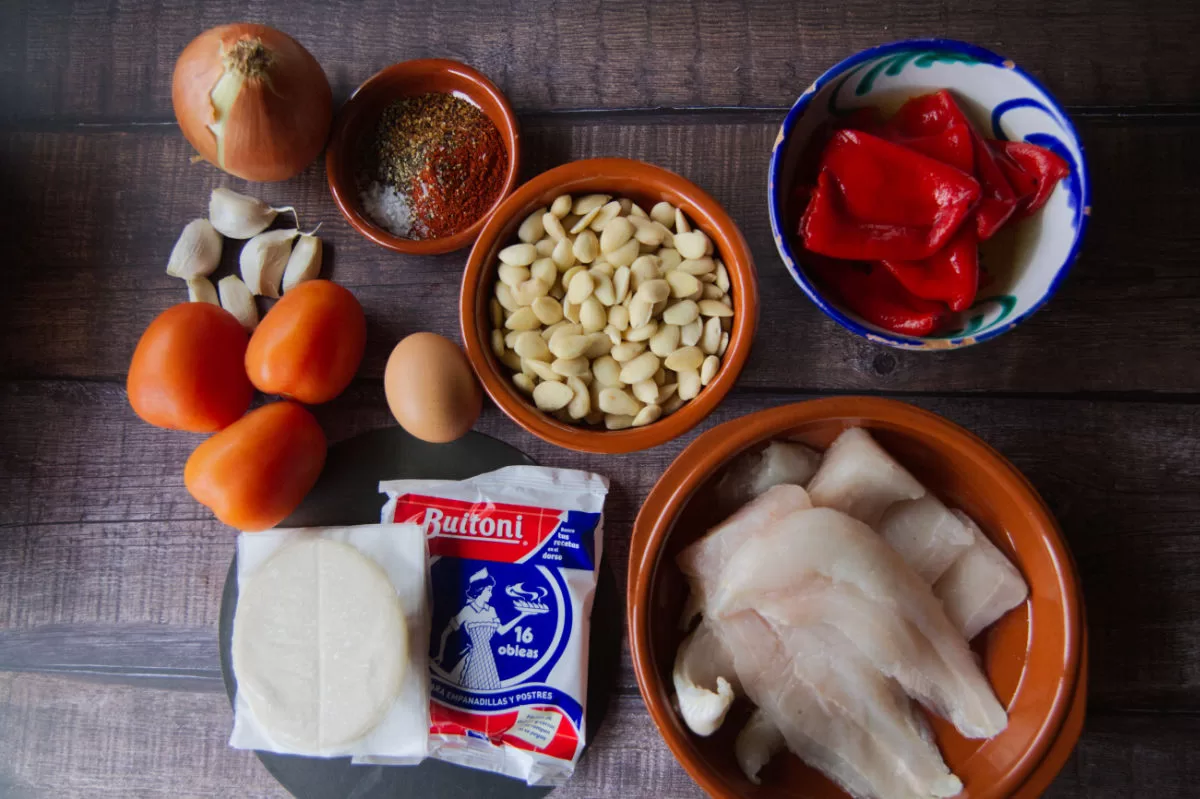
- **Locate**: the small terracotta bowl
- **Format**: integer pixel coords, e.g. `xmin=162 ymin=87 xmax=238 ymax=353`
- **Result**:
xmin=460 ymin=158 xmax=759 ymax=454
xmin=326 ymin=59 xmax=520 ymax=255
xmin=629 ymin=397 xmax=1083 ymax=798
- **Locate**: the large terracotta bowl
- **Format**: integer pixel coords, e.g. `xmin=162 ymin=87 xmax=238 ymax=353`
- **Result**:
xmin=326 ymin=59 xmax=520 ymax=255
xmin=628 ymin=398 xmax=1083 ymax=798
xmin=460 ymin=158 xmax=759 ymax=454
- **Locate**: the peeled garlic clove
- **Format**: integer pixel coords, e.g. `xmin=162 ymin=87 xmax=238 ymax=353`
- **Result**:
xmin=208 ymin=187 xmax=296 ymax=239
xmin=240 ymin=228 xmax=299 ymax=298
xmin=217 ymin=275 xmax=258 ymax=331
xmin=282 ymin=233 xmax=322 ymax=292
xmin=166 ymin=218 xmax=222 ymax=278
xmin=186 ymin=276 xmax=220 ymax=305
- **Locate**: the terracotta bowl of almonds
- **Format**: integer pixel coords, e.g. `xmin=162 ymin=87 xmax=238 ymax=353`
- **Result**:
xmin=459 ymin=158 xmax=759 ymax=454
xmin=326 ymin=58 xmax=520 ymax=255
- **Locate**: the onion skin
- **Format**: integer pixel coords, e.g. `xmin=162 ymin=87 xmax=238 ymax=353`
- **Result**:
xmin=172 ymin=24 xmax=332 ymax=182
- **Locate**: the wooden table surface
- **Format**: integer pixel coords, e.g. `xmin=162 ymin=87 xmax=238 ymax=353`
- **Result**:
xmin=2 ymin=1 xmax=1199 ymax=797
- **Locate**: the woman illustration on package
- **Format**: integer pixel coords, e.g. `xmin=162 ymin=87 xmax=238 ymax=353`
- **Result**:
xmin=435 ymin=567 xmax=535 ymax=690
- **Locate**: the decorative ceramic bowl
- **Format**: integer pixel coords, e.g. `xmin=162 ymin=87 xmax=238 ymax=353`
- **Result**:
xmin=460 ymin=158 xmax=759 ymax=454
xmin=767 ymin=39 xmax=1091 ymax=349
xmin=326 ymin=59 xmax=520 ymax=255
xmin=628 ymin=398 xmax=1084 ymax=798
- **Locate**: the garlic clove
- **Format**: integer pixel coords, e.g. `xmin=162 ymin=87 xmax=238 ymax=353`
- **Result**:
xmin=166 ymin=218 xmax=222 ymax=278
xmin=217 ymin=275 xmax=258 ymax=331
xmin=281 ymin=233 xmax=322 ymax=292
xmin=208 ymin=187 xmax=297 ymax=239
xmin=240 ymin=228 xmax=300 ymax=298
xmin=186 ymin=276 xmax=220 ymax=305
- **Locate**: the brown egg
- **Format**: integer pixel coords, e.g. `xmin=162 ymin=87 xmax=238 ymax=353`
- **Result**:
xmin=384 ymin=333 xmax=483 ymax=443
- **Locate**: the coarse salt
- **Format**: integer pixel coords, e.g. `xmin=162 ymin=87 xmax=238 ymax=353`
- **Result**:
xmin=361 ymin=181 xmax=423 ymax=239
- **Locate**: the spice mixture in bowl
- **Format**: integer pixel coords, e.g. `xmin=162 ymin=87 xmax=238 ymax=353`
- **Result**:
xmin=767 ymin=39 xmax=1090 ymax=349
xmin=361 ymin=93 xmax=507 ymax=240
xmin=327 ymin=59 xmax=520 ymax=255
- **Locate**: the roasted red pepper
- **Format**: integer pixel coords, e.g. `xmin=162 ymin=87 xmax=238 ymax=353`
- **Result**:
xmin=809 ymin=257 xmax=949 ymax=337
xmin=800 ymin=130 xmax=981 ymax=262
xmin=883 ymin=90 xmax=975 ymax=175
xmin=969 ymin=128 xmax=1019 ymax=240
xmin=992 ymin=139 xmax=1071 ymax=217
xmin=879 ymin=226 xmax=979 ymax=312
xmin=989 ymin=141 xmax=1037 ymax=207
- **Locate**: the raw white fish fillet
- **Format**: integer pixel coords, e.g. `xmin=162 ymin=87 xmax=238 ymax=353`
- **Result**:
xmin=935 ymin=511 xmax=1029 ymax=640
xmin=672 ymin=620 xmax=741 ymax=736
xmin=711 ymin=508 xmax=1008 ymax=739
xmin=808 ymin=428 xmax=926 ymax=526
xmin=718 ymin=612 xmax=961 ymax=799
xmin=675 ymin=483 xmax=812 ymax=627
xmin=715 ymin=440 xmax=822 ymax=510
xmin=878 ymin=495 xmax=973 ymax=583
xmin=735 ymin=707 xmax=785 ymax=785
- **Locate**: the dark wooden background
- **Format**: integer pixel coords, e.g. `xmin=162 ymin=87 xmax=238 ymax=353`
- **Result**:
xmin=2 ymin=1 xmax=1199 ymax=797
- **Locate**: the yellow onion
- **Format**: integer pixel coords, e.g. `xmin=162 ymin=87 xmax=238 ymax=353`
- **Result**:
xmin=172 ymin=24 xmax=332 ymax=182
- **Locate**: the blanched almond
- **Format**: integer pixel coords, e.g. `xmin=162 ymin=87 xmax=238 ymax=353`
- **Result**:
xmin=663 ymin=300 xmax=699 ymax=326
xmin=677 ymin=368 xmax=701 ymax=400
xmin=550 ymin=195 xmax=572 ymax=218
xmin=513 ymin=373 xmax=535 ymax=394
xmin=650 ymin=202 xmax=675 ymax=228
xmin=518 ymin=208 xmax=547 ymax=243
xmin=573 ymin=230 xmax=599 ymax=264
xmin=600 ymin=217 xmax=634 ymax=254
xmin=699 ymin=299 xmax=734 ymax=318
xmin=532 ymin=296 xmax=564 ymax=325
xmin=499 ymin=243 xmax=537 ymax=267
xmin=619 ymin=351 xmax=661 ymax=385
xmin=633 ymin=404 xmax=662 ymax=427
xmin=599 ymin=387 xmax=641 ymax=416
xmin=665 ymin=345 xmax=705 ymax=372
xmin=514 ymin=331 xmax=552 ymax=362
xmin=533 ymin=381 xmax=574 ymax=411
xmin=567 ymin=376 xmax=591 ymax=419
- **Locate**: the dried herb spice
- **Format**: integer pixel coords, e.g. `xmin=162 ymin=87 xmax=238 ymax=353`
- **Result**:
xmin=360 ymin=92 xmax=508 ymax=240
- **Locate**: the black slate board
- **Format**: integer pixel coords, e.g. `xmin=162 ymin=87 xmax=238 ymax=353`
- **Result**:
xmin=218 ymin=427 xmax=621 ymax=799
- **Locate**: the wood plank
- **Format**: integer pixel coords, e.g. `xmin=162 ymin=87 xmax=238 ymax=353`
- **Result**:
xmin=0 ymin=672 xmax=288 ymax=799
xmin=1044 ymin=714 xmax=1200 ymax=799
xmin=2 ymin=115 xmax=1198 ymax=393
xmin=2 ymin=381 xmax=1198 ymax=713
xmin=2 ymin=671 xmax=1198 ymax=799
xmin=1 ymin=0 xmax=1198 ymax=123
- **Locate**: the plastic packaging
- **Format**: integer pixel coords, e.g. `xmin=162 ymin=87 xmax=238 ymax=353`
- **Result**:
xmin=373 ymin=465 xmax=608 ymax=785
xmin=229 ymin=524 xmax=430 ymax=760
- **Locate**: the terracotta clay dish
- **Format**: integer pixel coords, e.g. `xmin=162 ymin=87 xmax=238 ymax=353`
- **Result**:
xmin=1010 ymin=626 xmax=1087 ymax=798
xmin=460 ymin=158 xmax=759 ymax=454
xmin=628 ymin=397 xmax=1084 ymax=799
xmin=326 ymin=58 xmax=520 ymax=255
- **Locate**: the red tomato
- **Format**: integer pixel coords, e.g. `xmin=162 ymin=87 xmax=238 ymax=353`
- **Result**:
xmin=245 ymin=280 xmax=366 ymax=404
xmin=184 ymin=401 xmax=326 ymax=531
xmin=127 ymin=303 xmax=254 ymax=432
